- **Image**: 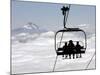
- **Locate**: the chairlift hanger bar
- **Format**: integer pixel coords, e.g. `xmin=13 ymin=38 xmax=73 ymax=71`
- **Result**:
xmin=56 ymin=28 xmax=84 ymax=32
xmin=61 ymin=5 xmax=70 ymax=28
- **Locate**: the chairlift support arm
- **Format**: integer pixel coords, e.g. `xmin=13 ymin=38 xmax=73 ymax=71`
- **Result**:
xmin=61 ymin=5 xmax=70 ymax=28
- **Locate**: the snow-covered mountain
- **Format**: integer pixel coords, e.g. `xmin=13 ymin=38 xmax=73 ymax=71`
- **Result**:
xmin=12 ymin=23 xmax=48 ymax=43
xmin=12 ymin=23 xmax=47 ymax=35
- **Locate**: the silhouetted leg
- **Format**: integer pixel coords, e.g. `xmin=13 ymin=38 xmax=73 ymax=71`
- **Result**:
xmin=80 ymin=53 xmax=82 ymax=58
xmin=76 ymin=53 xmax=79 ymax=58
xmin=73 ymin=54 xmax=75 ymax=59
xmin=69 ymin=54 xmax=71 ymax=59
xmin=62 ymin=55 xmax=64 ymax=57
xmin=65 ymin=54 xmax=68 ymax=59
xmin=76 ymin=54 xmax=78 ymax=58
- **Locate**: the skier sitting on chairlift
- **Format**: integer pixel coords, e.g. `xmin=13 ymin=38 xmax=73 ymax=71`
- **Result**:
xmin=75 ymin=41 xmax=84 ymax=58
xmin=63 ymin=42 xmax=68 ymax=58
xmin=67 ymin=40 xmax=75 ymax=59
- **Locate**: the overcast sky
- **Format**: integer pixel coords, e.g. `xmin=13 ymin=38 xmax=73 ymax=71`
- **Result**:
xmin=11 ymin=0 xmax=96 ymax=33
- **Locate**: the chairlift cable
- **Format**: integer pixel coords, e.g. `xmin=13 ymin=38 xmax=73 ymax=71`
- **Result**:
xmin=53 ymin=55 xmax=58 ymax=72
xmin=85 ymin=52 xmax=96 ymax=69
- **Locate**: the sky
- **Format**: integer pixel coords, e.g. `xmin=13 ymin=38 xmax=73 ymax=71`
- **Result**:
xmin=11 ymin=0 xmax=96 ymax=33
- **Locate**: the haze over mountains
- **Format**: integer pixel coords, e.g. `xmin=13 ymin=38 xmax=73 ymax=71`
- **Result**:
xmin=11 ymin=23 xmax=95 ymax=44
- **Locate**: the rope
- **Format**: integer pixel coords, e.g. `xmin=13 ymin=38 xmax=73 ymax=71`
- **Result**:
xmin=85 ymin=52 xmax=96 ymax=69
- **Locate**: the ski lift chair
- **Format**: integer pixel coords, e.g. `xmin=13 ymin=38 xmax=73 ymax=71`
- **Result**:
xmin=55 ymin=28 xmax=87 ymax=56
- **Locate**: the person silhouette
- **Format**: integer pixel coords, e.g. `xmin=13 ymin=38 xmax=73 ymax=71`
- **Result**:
xmin=63 ymin=42 xmax=68 ymax=59
xmin=75 ymin=41 xmax=83 ymax=58
xmin=67 ymin=40 xmax=75 ymax=59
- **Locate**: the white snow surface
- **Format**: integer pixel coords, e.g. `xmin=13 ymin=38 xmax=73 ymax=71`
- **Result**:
xmin=11 ymin=31 xmax=96 ymax=74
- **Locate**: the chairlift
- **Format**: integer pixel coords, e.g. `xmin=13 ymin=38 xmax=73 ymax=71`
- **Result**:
xmin=54 ymin=5 xmax=87 ymax=58
xmin=53 ymin=5 xmax=89 ymax=72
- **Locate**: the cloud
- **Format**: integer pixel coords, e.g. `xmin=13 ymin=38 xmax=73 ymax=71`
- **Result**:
xmin=78 ymin=24 xmax=88 ymax=27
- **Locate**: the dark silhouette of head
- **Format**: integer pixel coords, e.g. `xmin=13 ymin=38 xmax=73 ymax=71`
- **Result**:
xmin=77 ymin=41 xmax=79 ymax=45
xmin=69 ymin=40 xmax=73 ymax=43
xmin=65 ymin=42 xmax=67 ymax=46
